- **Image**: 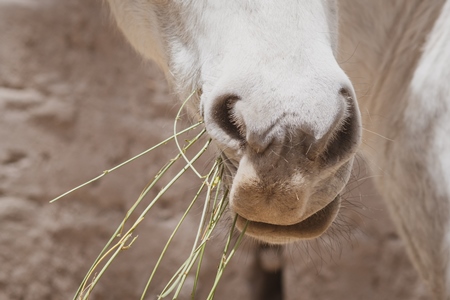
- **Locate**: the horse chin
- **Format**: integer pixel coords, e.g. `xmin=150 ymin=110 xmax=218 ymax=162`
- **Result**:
xmin=234 ymin=195 xmax=341 ymax=245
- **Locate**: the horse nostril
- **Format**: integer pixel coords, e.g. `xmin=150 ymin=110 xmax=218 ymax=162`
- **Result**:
xmin=321 ymin=88 xmax=361 ymax=165
xmin=211 ymin=94 xmax=246 ymax=145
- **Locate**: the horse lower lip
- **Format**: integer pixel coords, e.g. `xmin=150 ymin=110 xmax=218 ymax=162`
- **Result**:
xmin=235 ymin=196 xmax=341 ymax=243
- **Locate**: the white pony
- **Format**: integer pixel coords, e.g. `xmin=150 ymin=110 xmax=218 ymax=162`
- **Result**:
xmin=105 ymin=1 xmax=450 ymax=299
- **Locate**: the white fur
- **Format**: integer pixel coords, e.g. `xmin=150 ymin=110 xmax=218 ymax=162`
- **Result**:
xmin=339 ymin=1 xmax=449 ymax=298
xmin=406 ymin=1 xmax=450 ymax=295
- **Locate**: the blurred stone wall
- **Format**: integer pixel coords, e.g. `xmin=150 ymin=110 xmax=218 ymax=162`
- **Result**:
xmin=0 ymin=1 xmax=431 ymax=299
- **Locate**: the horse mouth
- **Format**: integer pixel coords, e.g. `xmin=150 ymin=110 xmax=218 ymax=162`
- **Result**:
xmin=235 ymin=196 xmax=341 ymax=244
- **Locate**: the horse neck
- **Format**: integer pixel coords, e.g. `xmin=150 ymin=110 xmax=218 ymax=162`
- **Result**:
xmin=337 ymin=0 xmax=445 ymax=164
xmin=337 ymin=0 xmax=444 ymax=117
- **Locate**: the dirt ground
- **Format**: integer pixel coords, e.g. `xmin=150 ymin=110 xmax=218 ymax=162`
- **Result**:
xmin=0 ymin=1 xmax=432 ymax=299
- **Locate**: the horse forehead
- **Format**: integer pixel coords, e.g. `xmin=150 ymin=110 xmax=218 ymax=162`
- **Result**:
xmin=163 ymin=1 xmax=335 ymax=40
xmin=168 ymin=0 xmax=332 ymax=16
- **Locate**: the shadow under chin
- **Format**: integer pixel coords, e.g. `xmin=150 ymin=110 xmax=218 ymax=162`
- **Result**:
xmin=234 ymin=195 xmax=341 ymax=245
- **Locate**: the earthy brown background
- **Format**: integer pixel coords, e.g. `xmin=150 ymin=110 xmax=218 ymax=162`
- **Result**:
xmin=0 ymin=1 xmax=431 ymax=299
